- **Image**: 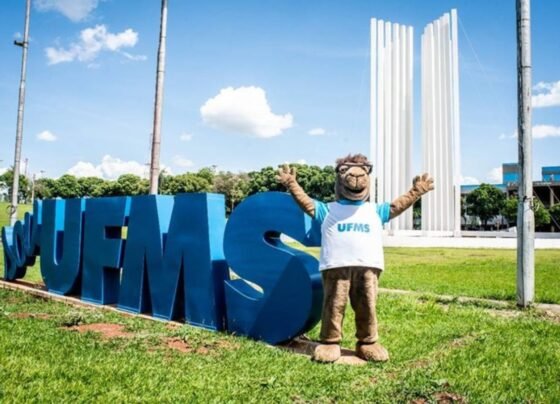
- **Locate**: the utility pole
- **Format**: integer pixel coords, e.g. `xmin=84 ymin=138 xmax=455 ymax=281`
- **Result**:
xmin=148 ymin=0 xmax=168 ymax=194
xmin=10 ymin=0 xmax=31 ymax=225
xmin=516 ymin=0 xmax=534 ymax=307
xmin=30 ymin=172 xmax=36 ymax=206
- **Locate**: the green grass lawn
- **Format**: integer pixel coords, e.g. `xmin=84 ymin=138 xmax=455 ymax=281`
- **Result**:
xmin=1 ymin=287 xmax=559 ymax=402
xmin=300 ymin=246 xmax=560 ymax=304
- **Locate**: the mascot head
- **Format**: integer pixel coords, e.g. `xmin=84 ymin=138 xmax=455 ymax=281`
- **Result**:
xmin=334 ymin=153 xmax=372 ymax=202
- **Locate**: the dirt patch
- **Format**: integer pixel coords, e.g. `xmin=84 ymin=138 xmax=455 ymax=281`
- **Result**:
xmin=67 ymin=323 xmax=133 ymax=339
xmin=538 ymin=309 xmax=560 ymax=324
xmin=167 ymin=338 xmax=193 ymax=353
xmin=434 ymin=391 xmax=467 ymax=403
xmin=165 ymin=337 xmax=240 ymax=355
xmin=11 ymin=312 xmax=52 ymax=320
xmin=411 ymin=392 xmax=466 ymax=404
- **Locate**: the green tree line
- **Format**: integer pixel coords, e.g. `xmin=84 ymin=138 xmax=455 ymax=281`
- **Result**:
xmin=0 ymin=164 xmax=336 ymax=214
xmin=464 ymin=183 xmax=560 ymax=231
xmin=1 ymin=168 xmax=559 ymax=229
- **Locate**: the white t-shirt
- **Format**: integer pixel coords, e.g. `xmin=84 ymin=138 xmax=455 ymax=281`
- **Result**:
xmin=314 ymin=200 xmax=391 ymax=271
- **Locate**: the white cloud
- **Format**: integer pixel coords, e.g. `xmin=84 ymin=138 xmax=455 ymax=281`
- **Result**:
xmin=499 ymin=124 xmax=560 ymax=140
xmin=532 ymin=124 xmax=560 ymax=139
xmin=179 ymin=132 xmax=193 ymax=141
xmin=34 ymin=0 xmax=99 ymax=22
xmin=121 ymin=52 xmax=147 ymax=62
xmin=461 ymin=176 xmax=480 ymax=185
xmin=67 ymin=161 xmax=102 ymax=177
xmin=172 ymin=156 xmax=194 ymax=168
xmin=36 ymin=130 xmax=57 ymax=142
xmin=67 ymin=155 xmax=150 ymax=179
xmin=200 ymin=86 xmax=293 ymax=138
xmin=45 ymin=25 xmax=144 ymax=65
xmin=0 ymin=167 xmax=7 ymax=176
xmin=487 ymin=167 xmax=503 ymax=183
xmin=296 ymin=159 xmax=307 ymax=165
xmin=308 ymin=128 xmax=326 ymax=136
xmin=532 ymin=80 xmax=560 ymax=108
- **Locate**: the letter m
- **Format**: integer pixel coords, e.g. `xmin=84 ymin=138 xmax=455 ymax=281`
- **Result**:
xmin=119 ymin=194 xmax=229 ymax=331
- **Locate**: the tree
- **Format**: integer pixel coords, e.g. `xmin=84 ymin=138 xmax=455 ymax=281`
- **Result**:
xmin=197 ymin=167 xmax=215 ymax=184
xmin=501 ymin=196 xmax=551 ymax=229
xmin=501 ymin=197 xmax=518 ymax=226
xmin=291 ymin=164 xmax=335 ymax=202
xmin=52 ymin=174 xmax=80 ymax=199
xmin=160 ymin=173 xmax=212 ymax=195
xmin=465 ymin=183 xmax=506 ymax=227
xmin=246 ymin=164 xmax=336 ymax=202
xmin=247 ymin=166 xmax=282 ymax=195
xmin=534 ymin=199 xmax=551 ymax=229
xmin=34 ymin=178 xmax=56 ymax=199
xmin=113 ymin=174 xmax=148 ymax=196
xmin=0 ymin=168 xmax=31 ymax=203
xmin=550 ymin=204 xmax=560 ymax=231
xmin=213 ymin=172 xmax=250 ymax=213
xmin=78 ymin=177 xmax=105 ymax=197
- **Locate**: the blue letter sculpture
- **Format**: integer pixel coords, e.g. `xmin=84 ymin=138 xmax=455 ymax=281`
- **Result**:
xmin=1 ymin=192 xmax=322 ymax=345
xmin=81 ymin=197 xmax=130 ymax=304
xmin=40 ymin=198 xmax=85 ymax=295
xmin=119 ymin=194 xmax=229 ymax=330
xmin=223 ymin=192 xmax=322 ymax=344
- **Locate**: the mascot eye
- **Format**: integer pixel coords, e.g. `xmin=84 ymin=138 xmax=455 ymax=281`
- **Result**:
xmin=336 ymin=165 xmax=349 ymax=174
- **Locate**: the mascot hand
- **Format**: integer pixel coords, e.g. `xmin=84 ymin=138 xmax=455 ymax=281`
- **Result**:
xmin=276 ymin=164 xmax=297 ymax=187
xmin=412 ymin=173 xmax=434 ymax=195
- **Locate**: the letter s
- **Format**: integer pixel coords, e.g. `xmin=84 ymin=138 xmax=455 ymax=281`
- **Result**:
xmin=223 ymin=192 xmax=322 ymax=344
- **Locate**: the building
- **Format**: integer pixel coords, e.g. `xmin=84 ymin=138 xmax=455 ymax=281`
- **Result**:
xmin=461 ymin=163 xmax=560 ymax=231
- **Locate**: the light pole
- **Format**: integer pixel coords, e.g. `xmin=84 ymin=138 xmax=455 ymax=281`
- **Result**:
xmin=516 ymin=0 xmax=534 ymax=307
xmin=10 ymin=0 xmax=31 ymax=225
xmin=148 ymin=0 xmax=168 ymax=194
xmin=30 ymin=170 xmax=44 ymax=206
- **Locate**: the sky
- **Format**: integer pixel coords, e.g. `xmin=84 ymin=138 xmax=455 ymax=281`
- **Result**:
xmin=0 ymin=0 xmax=559 ymax=184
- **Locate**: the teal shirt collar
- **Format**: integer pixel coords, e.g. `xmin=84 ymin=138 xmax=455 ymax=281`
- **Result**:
xmin=336 ymin=199 xmax=365 ymax=206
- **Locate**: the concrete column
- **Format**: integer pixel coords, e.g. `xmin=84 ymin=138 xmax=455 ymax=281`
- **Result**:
xmin=421 ymin=10 xmax=461 ymax=234
xmin=370 ymin=18 xmax=414 ymax=231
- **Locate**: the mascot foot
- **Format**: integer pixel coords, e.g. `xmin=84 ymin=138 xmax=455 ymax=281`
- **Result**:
xmin=355 ymin=342 xmax=389 ymax=362
xmin=312 ymin=344 xmax=341 ymax=363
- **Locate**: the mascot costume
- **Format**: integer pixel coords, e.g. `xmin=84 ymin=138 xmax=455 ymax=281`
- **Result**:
xmin=277 ymin=154 xmax=434 ymax=363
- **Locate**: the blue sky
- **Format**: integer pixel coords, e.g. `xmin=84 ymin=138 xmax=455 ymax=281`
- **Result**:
xmin=0 ymin=0 xmax=559 ymax=183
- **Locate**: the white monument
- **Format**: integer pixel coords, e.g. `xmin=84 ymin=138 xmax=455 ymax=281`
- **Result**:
xmin=370 ymin=10 xmax=461 ymax=235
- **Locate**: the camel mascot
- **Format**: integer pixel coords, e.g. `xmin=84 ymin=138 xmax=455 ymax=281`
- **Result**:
xmin=277 ymin=154 xmax=434 ymax=362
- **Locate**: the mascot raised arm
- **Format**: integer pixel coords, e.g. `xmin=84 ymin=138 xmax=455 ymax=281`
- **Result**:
xmin=277 ymin=154 xmax=434 ymax=363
